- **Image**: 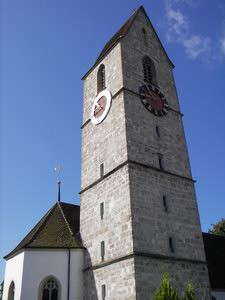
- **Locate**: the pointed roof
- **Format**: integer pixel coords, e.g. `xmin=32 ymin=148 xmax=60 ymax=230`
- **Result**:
xmin=4 ymin=202 xmax=84 ymax=260
xmin=82 ymin=6 xmax=174 ymax=80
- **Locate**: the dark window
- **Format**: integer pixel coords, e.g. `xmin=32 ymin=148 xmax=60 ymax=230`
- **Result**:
xmin=142 ymin=28 xmax=147 ymax=45
xmin=100 ymin=163 xmax=104 ymax=177
xmin=163 ymin=196 xmax=168 ymax=212
xmin=100 ymin=202 xmax=104 ymax=219
xmin=42 ymin=278 xmax=59 ymax=300
xmin=97 ymin=64 xmax=106 ymax=93
xmin=158 ymin=154 xmax=164 ymax=170
xmin=101 ymin=284 xmax=106 ymax=300
xmin=156 ymin=125 xmax=160 ymax=137
xmin=8 ymin=281 xmax=15 ymax=300
xmin=169 ymin=237 xmax=175 ymax=253
xmin=101 ymin=241 xmax=105 ymax=260
xmin=142 ymin=56 xmax=157 ymax=86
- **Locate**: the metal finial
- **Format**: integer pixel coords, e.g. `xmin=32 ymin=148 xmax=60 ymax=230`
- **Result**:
xmin=54 ymin=166 xmax=62 ymax=202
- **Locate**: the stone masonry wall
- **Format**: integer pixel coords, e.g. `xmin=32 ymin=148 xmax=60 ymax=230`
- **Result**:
xmin=129 ymin=163 xmax=205 ymax=261
xmin=84 ymin=258 xmax=136 ymax=300
xmin=134 ymin=256 xmax=211 ymax=300
xmin=80 ymin=165 xmax=133 ymax=268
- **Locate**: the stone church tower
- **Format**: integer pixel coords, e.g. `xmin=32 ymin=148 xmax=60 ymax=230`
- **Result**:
xmin=80 ymin=6 xmax=211 ymax=299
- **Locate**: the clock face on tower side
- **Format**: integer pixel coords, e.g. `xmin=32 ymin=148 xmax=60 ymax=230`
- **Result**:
xmin=91 ymin=89 xmax=112 ymax=125
xmin=139 ymin=84 xmax=169 ymax=117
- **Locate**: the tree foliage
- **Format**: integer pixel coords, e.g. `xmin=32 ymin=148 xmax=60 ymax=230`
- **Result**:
xmin=208 ymin=218 xmax=225 ymax=236
xmin=154 ymin=273 xmax=195 ymax=300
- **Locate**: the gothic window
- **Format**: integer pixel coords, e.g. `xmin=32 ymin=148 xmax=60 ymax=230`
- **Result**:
xmin=97 ymin=64 xmax=106 ymax=93
xmin=8 ymin=281 xmax=15 ymax=300
xmin=41 ymin=278 xmax=59 ymax=300
xmin=142 ymin=56 xmax=157 ymax=86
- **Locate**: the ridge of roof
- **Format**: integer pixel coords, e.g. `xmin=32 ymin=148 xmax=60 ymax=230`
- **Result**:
xmin=82 ymin=6 xmax=174 ymax=80
xmin=57 ymin=202 xmax=75 ymax=236
xmin=95 ymin=6 xmax=140 ymax=64
xmin=4 ymin=202 xmax=83 ymax=260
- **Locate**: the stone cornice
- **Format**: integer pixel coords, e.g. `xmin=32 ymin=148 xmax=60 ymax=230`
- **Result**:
xmin=79 ymin=159 xmax=195 ymax=195
xmin=81 ymin=87 xmax=183 ymax=129
xmin=83 ymin=251 xmax=207 ymax=272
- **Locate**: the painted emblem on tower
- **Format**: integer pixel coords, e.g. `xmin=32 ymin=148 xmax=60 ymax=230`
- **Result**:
xmin=91 ymin=89 xmax=112 ymax=125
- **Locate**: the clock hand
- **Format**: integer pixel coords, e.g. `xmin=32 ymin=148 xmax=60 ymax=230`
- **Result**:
xmin=91 ymin=103 xmax=104 ymax=118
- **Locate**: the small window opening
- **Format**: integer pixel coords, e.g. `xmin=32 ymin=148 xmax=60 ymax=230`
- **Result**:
xmin=158 ymin=154 xmax=164 ymax=170
xmin=169 ymin=237 xmax=175 ymax=253
xmin=142 ymin=28 xmax=147 ymax=45
xmin=100 ymin=202 xmax=104 ymax=219
xmin=100 ymin=163 xmax=104 ymax=177
xmin=163 ymin=196 xmax=168 ymax=212
xmin=97 ymin=64 xmax=106 ymax=93
xmin=156 ymin=125 xmax=160 ymax=137
xmin=101 ymin=241 xmax=105 ymax=261
xmin=101 ymin=284 xmax=106 ymax=300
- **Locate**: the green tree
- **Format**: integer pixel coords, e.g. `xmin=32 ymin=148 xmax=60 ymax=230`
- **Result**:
xmin=183 ymin=283 xmax=195 ymax=300
xmin=154 ymin=273 xmax=195 ymax=300
xmin=208 ymin=218 xmax=225 ymax=236
xmin=154 ymin=273 xmax=179 ymax=300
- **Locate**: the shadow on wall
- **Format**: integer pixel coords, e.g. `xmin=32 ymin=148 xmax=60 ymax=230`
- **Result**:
xmin=83 ymin=250 xmax=98 ymax=300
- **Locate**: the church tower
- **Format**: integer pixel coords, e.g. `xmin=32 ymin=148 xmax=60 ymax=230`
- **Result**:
xmin=80 ymin=6 xmax=211 ymax=299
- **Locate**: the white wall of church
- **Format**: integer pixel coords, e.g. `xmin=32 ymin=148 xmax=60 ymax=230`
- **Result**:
xmin=3 ymin=249 xmax=84 ymax=300
xmin=2 ymin=251 xmax=24 ymax=300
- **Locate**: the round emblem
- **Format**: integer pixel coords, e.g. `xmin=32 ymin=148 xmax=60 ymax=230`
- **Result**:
xmin=91 ymin=89 xmax=112 ymax=125
xmin=139 ymin=84 xmax=169 ymax=116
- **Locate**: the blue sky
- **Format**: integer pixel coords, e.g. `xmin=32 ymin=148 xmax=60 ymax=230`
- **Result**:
xmin=1 ymin=0 xmax=225 ymax=280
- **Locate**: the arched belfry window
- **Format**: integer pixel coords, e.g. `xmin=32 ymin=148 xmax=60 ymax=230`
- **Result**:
xmin=40 ymin=277 xmax=60 ymax=300
xmin=8 ymin=281 xmax=15 ymax=300
xmin=97 ymin=64 xmax=106 ymax=93
xmin=142 ymin=56 xmax=157 ymax=86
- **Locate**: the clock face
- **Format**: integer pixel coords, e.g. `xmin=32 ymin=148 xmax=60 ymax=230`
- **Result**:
xmin=139 ymin=84 xmax=169 ymax=116
xmin=91 ymin=89 xmax=112 ymax=125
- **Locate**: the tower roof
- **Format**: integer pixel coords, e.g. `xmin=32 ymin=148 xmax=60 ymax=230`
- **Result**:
xmin=82 ymin=6 xmax=174 ymax=80
xmin=4 ymin=202 xmax=84 ymax=260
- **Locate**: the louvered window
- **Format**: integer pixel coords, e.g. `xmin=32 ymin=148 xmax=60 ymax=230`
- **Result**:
xmin=142 ymin=56 xmax=157 ymax=86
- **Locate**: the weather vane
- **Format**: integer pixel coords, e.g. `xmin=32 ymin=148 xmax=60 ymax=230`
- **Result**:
xmin=54 ymin=166 xmax=62 ymax=202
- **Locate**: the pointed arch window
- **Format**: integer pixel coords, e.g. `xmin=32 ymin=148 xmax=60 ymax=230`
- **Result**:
xmin=8 ymin=281 xmax=15 ymax=300
xmin=41 ymin=278 xmax=59 ymax=300
xmin=97 ymin=64 xmax=106 ymax=93
xmin=142 ymin=56 xmax=157 ymax=86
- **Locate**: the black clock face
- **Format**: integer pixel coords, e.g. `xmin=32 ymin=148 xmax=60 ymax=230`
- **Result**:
xmin=139 ymin=84 xmax=169 ymax=116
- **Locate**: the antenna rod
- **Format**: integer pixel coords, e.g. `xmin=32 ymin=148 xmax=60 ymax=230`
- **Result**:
xmin=54 ymin=166 xmax=62 ymax=202
xmin=58 ymin=180 xmax=61 ymax=202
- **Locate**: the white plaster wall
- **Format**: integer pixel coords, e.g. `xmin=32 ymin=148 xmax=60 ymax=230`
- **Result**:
xmin=2 ymin=251 xmax=24 ymax=300
xmin=211 ymin=290 xmax=225 ymax=300
xmin=3 ymin=249 xmax=84 ymax=300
